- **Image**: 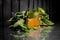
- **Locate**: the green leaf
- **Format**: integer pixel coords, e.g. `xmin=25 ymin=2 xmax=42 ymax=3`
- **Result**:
xmin=8 ymin=17 xmax=13 ymax=22
xmin=42 ymin=19 xmax=54 ymax=25
xmin=21 ymin=11 xmax=26 ymax=14
xmin=41 ymin=21 xmax=47 ymax=25
xmin=41 ymin=13 xmax=49 ymax=19
xmin=37 ymin=7 xmax=46 ymax=14
xmin=13 ymin=19 xmax=24 ymax=27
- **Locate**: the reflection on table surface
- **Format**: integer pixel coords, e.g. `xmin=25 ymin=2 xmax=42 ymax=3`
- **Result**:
xmin=4 ymin=23 xmax=60 ymax=40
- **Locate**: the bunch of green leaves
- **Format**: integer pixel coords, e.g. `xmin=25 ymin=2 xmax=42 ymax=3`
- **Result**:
xmin=8 ymin=11 xmax=37 ymax=34
xmin=8 ymin=7 xmax=54 ymax=34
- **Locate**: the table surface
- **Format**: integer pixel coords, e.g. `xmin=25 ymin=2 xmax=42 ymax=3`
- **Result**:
xmin=3 ymin=23 xmax=60 ymax=40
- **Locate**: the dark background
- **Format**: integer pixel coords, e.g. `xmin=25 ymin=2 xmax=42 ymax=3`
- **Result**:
xmin=0 ymin=0 xmax=60 ymax=40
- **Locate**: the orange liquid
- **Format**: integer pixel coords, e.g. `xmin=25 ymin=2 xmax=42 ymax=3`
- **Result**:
xmin=27 ymin=15 xmax=40 ymax=28
xmin=28 ymin=18 xmax=40 ymax=26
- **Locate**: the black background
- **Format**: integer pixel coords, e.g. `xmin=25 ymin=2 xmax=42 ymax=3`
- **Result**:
xmin=0 ymin=0 xmax=60 ymax=40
